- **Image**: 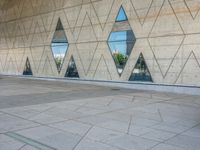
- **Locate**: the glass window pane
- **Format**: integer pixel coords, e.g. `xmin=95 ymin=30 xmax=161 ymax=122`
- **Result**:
xmin=65 ymin=57 xmax=79 ymax=78
xmin=116 ymin=6 xmax=128 ymax=22
xmin=51 ymin=19 xmax=69 ymax=73
xmin=108 ymin=30 xmax=136 ymax=75
xmin=108 ymin=31 xmax=127 ymax=42
xmin=129 ymin=54 xmax=153 ymax=82
xmin=23 ymin=58 xmax=33 ymax=75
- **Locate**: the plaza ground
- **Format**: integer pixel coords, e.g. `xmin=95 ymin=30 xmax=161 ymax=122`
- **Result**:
xmin=0 ymin=77 xmax=200 ymax=150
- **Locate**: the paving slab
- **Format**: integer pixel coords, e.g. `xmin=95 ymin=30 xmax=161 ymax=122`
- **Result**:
xmin=165 ymin=134 xmax=200 ymax=150
xmin=16 ymin=126 xmax=82 ymax=150
xmin=0 ymin=114 xmax=40 ymax=133
xmin=0 ymin=77 xmax=200 ymax=150
xmin=49 ymin=120 xmax=92 ymax=136
xmin=0 ymin=134 xmax=25 ymax=150
xmin=150 ymin=143 xmax=185 ymax=150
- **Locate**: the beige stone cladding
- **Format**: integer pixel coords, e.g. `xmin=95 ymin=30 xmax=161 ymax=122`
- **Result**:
xmin=0 ymin=0 xmax=200 ymax=86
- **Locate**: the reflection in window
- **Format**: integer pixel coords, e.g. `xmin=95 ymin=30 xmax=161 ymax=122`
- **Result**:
xmin=65 ymin=57 xmax=79 ymax=78
xmin=116 ymin=6 xmax=128 ymax=22
xmin=129 ymin=53 xmax=153 ymax=82
xmin=23 ymin=58 xmax=33 ymax=75
xmin=51 ymin=18 xmax=68 ymax=73
xmin=108 ymin=6 xmax=136 ymax=75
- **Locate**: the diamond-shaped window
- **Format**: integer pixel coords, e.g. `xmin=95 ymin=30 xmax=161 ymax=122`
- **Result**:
xmin=107 ymin=6 xmax=136 ymax=75
xmin=51 ymin=18 xmax=69 ymax=73
xmin=129 ymin=53 xmax=153 ymax=82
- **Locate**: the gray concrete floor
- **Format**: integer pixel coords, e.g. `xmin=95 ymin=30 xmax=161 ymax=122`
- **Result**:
xmin=0 ymin=77 xmax=200 ymax=150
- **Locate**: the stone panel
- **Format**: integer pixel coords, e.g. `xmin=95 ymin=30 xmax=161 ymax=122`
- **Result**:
xmin=0 ymin=0 xmax=200 ymax=86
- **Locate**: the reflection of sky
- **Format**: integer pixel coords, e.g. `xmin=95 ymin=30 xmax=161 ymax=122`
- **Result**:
xmin=108 ymin=31 xmax=127 ymax=55
xmin=108 ymin=6 xmax=129 ymax=55
xmin=116 ymin=7 xmax=127 ymax=22
xmin=51 ymin=43 xmax=68 ymax=57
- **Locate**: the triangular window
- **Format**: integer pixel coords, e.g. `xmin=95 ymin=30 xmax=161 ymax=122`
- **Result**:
xmin=65 ymin=56 xmax=79 ymax=78
xmin=23 ymin=58 xmax=33 ymax=75
xmin=116 ymin=6 xmax=128 ymax=22
xmin=129 ymin=53 xmax=153 ymax=82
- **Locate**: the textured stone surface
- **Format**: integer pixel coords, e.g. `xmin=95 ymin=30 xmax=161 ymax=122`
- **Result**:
xmin=0 ymin=0 xmax=200 ymax=86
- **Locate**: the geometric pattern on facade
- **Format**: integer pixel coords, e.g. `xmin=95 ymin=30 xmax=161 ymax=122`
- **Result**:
xmin=0 ymin=0 xmax=200 ymax=85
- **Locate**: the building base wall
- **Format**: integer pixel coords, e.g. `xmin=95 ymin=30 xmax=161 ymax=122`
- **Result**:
xmin=3 ymin=74 xmax=200 ymax=96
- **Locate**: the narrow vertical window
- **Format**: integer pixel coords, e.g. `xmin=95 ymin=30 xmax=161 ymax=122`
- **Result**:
xmin=51 ymin=18 xmax=69 ymax=73
xmin=107 ymin=6 xmax=136 ymax=75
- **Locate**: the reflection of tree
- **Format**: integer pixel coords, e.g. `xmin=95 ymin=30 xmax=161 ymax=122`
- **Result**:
xmin=23 ymin=58 xmax=32 ymax=75
xmin=129 ymin=54 xmax=152 ymax=82
xmin=66 ymin=58 xmax=79 ymax=77
xmin=136 ymin=55 xmax=145 ymax=71
xmin=55 ymin=57 xmax=62 ymax=71
xmin=135 ymin=55 xmax=149 ymax=74
xmin=113 ymin=53 xmax=128 ymax=68
xmin=69 ymin=61 xmax=76 ymax=70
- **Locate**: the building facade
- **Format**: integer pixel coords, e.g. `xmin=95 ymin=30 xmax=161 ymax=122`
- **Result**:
xmin=0 ymin=0 xmax=200 ymax=86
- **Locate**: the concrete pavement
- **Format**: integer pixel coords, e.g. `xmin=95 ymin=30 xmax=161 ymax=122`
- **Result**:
xmin=0 ymin=77 xmax=200 ymax=150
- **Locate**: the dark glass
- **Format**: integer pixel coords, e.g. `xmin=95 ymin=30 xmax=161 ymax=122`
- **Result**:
xmin=129 ymin=53 xmax=153 ymax=82
xmin=23 ymin=58 xmax=33 ymax=75
xmin=65 ymin=57 xmax=79 ymax=78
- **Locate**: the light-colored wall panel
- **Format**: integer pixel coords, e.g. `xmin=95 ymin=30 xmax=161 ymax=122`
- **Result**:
xmin=0 ymin=0 xmax=200 ymax=86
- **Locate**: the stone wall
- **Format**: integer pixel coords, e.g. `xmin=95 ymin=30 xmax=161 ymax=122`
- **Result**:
xmin=0 ymin=0 xmax=200 ymax=86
